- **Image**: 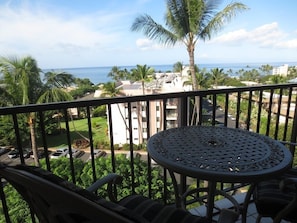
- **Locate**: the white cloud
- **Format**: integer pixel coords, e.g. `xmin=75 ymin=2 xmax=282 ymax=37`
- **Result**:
xmin=0 ymin=2 xmax=127 ymax=66
xmin=275 ymin=39 xmax=297 ymax=48
xmin=211 ymin=22 xmax=295 ymax=49
xmin=135 ymin=38 xmax=165 ymax=50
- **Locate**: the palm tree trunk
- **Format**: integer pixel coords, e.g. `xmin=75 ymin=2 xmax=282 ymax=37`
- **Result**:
xmin=188 ymin=44 xmax=200 ymax=125
xmin=142 ymin=81 xmax=145 ymax=95
xmin=117 ymin=103 xmax=129 ymax=130
xmin=29 ymin=114 xmax=40 ymax=166
xmin=188 ymin=45 xmax=198 ymax=91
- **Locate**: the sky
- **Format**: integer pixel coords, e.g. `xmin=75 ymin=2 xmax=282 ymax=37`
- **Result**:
xmin=0 ymin=0 xmax=296 ymax=69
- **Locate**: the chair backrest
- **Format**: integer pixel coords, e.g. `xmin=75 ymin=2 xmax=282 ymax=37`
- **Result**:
xmin=0 ymin=164 xmax=145 ymax=223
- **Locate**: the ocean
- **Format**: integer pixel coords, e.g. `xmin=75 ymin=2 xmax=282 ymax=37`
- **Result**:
xmin=42 ymin=62 xmax=297 ymax=85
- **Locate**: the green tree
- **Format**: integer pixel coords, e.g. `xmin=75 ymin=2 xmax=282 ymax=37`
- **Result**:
xmin=100 ymin=82 xmax=129 ymax=131
xmin=0 ymin=56 xmax=73 ymax=166
xmin=100 ymin=82 xmax=122 ymax=98
xmin=259 ymin=64 xmax=273 ymax=76
xmin=239 ymin=69 xmax=260 ymax=82
xmin=43 ymin=71 xmax=75 ymax=88
xmin=270 ymin=75 xmax=286 ymax=84
xmin=208 ymin=68 xmax=226 ymax=88
xmin=69 ymin=78 xmax=96 ymax=99
xmin=108 ymin=66 xmax=130 ymax=82
xmin=173 ymin=61 xmax=184 ymax=75
xmin=130 ymin=64 xmax=154 ymax=95
xmin=184 ymin=65 xmax=208 ymax=89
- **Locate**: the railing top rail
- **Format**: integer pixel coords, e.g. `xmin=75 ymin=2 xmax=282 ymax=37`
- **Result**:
xmin=0 ymin=83 xmax=296 ymax=115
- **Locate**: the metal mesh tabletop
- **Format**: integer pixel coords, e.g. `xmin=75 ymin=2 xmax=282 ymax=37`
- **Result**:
xmin=147 ymin=126 xmax=292 ymax=182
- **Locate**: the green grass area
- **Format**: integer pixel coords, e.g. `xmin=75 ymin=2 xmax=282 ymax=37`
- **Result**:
xmin=44 ymin=117 xmax=108 ymax=149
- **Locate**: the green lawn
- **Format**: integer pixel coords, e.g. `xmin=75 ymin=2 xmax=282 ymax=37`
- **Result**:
xmin=44 ymin=117 xmax=108 ymax=149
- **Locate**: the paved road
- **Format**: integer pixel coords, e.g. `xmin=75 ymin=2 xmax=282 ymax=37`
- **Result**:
xmin=202 ymin=99 xmax=236 ymax=128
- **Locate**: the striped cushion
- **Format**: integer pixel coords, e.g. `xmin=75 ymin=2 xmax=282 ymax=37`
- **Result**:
xmin=119 ymin=195 xmax=205 ymax=223
xmin=254 ymin=169 xmax=297 ymax=221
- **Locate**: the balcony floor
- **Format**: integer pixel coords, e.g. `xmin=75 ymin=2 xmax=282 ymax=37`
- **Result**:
xmin=189 ymin=193 xmax=290 ymax=223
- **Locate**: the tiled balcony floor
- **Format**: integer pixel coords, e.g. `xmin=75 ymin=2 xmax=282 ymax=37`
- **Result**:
xmin=189 ymin=193 xmax=289 ymax=223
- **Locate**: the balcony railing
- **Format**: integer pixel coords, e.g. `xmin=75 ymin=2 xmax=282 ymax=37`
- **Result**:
xmin=1 ymin=83 xmax=297 ymax=222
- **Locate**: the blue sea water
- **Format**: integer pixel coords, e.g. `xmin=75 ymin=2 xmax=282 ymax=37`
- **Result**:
xmin=43 ymin=62 xmax=297 ymax=85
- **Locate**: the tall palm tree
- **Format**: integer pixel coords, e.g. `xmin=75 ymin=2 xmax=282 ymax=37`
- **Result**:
xmin=108 ymin=66 xmax=123 ymax=82
xmin=131 ymin=0 xmax=248 ymax=91
xmin=131 ymin=0 xmax=248 ymax=124
xmin=0 ymin=56 xmax=74 ymax=166
xmin=100 ymin=82 xmax=130 ymax=134
xmin=131 ymin=64 xmax=154 ymax=95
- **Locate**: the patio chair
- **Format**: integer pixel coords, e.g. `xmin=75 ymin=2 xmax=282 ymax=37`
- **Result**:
xmin=254 ymin=168 xmax=297 ymax=223
xmin=0 ymin=164 xmax=238 ymax=223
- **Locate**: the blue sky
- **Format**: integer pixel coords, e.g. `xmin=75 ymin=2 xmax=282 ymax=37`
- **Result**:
xmin=0 ymin=0 xmax=296 ymax=69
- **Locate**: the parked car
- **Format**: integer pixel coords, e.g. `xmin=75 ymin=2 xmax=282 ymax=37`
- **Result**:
xmin=0 ymin=147 xmax=10 ymax=156
xmin=88 ymin=150 xmax=107 ymax=161
xmin=7 ymin=149 xmax=19 ymax=159
xmin=22 ymin=148 xmax=31 ymax=159
xmin=29 ymin=150 xmax=46 ymax=159
xmin=50 ymin=148 xmax=68 ymax=159
xmin=66 ymin=148 xmax=84 ymax=158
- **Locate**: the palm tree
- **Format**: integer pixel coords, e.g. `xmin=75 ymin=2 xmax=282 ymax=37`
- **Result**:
xmin=100 ymin=82 xmax=130 ymax=132
xmin=183 ymin=65 xmax=208 ymax=89
xmin=270 ymin=75 xmax=285 ymax=84
xmin=43 ymin=71 xmax=75 ymax=88
xmin=0 ymin=56 xmax=74 ymax=166
xmin=131 ymin=0 xmax=248 ymax=124
xmin=173 ymin=61 xmax=184 ymax=75
xmin=131 ymin=0 xmax=248 ymax=91
xmin=208 ymin=68 xmax=226 ymax=88
xmin=130 ymin=64 xmax=154 ymax=95
xmin=100 ymin=82 xmax=122 ymax=98
xmin=108 ymin=66 xmax=131 ymax=82
xmin=259 ymin=64 xmax=273 ymax=76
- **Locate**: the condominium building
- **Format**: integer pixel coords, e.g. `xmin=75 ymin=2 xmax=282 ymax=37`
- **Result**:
xmin=104 ymin=69 xmax=191 ymax=145
xmin=272 ymin=64 xmax=289 ymax=76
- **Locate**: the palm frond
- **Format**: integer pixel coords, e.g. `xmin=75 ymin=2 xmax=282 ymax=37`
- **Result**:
xmin=200 ymin=2 xmax=249 ymax=40
xmin=131 ymin=14 xmax=178 ymax=46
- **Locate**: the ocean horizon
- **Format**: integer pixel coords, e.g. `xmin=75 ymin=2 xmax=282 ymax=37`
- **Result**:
xmin=42 ymin=61 xmax=297 ymax=85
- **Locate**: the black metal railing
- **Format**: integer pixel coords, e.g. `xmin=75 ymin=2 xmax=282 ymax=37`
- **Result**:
xmin=1 ymin=83 xmax=297 ymax=221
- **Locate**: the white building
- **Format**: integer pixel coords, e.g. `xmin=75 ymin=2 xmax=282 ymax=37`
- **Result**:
xmin=272 ymin=64 xmax=289 ymax=76
xmin=100 ymin=68 xmax=191 ymax=145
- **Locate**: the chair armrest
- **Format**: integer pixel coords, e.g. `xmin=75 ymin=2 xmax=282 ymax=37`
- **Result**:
xmin=86 ymin=173 xmax=123 ymax=192
xmin=86 ymin=173 xmax=123 ymax=202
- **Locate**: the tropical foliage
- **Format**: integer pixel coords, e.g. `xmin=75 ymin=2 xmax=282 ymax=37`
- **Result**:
xmin=0 ymin=56 xmax=75 ymax=166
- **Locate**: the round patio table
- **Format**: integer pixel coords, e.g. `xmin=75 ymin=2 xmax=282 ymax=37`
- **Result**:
xmin=147 ymin=126 xmax=293 ymax=222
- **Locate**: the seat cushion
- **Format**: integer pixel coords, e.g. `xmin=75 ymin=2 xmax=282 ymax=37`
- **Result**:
xmin=119 ymin=194 xmax=206 ymax=223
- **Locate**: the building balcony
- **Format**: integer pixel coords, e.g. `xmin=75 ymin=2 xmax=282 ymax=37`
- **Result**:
xmin=0 ymin=83 xmax=297 ymax=222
